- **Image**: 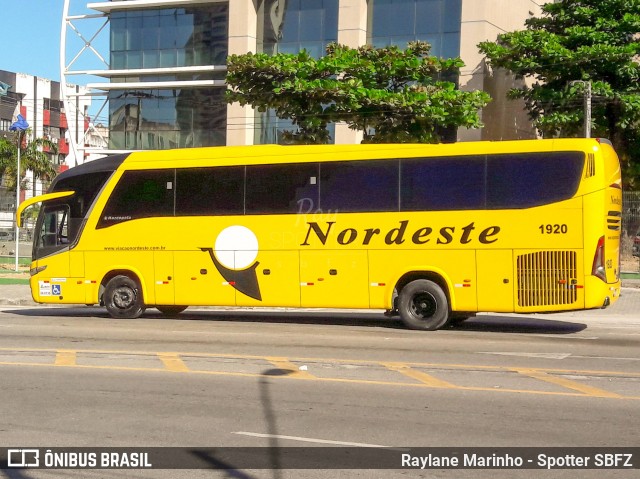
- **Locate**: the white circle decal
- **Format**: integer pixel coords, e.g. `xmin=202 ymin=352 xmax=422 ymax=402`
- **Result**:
xmin=214 ymin=226 xmax=259 ymax=270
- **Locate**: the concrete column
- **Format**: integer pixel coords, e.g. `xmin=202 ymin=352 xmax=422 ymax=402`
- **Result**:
xmin=334 ymin=0 xmax=367 ymax=144
xmin=458 ymin=0 xmax=542 ymax=141
xmin=227 ymin=0 xmax=258 ymax=146
xmin=337 ymin=0 xmax=367 ymax=47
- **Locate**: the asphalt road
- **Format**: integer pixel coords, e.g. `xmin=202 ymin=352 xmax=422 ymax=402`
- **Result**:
xmin=0 ymin=291 xmax=639 ymax=479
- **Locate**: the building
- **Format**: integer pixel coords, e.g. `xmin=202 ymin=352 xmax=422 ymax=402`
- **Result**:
xmin=74 ymin=0 xmax=544 ymax=152
xmin=0 ymin=70 xmax=90 ymax=230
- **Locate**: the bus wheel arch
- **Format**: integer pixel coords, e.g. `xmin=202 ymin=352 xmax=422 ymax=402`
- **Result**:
xmin=395 ymin=272 xmax=451 ymax=331
xmin=101 ymin=271 xmax=146 ymax=319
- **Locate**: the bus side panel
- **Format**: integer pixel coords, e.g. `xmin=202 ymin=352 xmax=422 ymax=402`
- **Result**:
xmin=174 ymin=251 xmax=236 ymax=306
xmin=300 ymin=250 xmax=369 ymax=308
xmin=368 ymin=250 xmax=477 ymax=312
xmin=154 ymin=251 xmax=175 ymax=306
xmin=476 ymin=250 xmax=514 ymax=312
xmin=236 ymin=250 xmax=301 ymax=307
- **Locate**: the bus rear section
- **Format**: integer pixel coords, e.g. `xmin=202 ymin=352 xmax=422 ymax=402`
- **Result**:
xmin=582 ymin=140 xmax=622 ymax=309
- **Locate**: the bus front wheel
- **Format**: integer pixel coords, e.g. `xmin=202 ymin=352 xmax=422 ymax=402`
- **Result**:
xmin=104 ymin=275 xmax=145 ymax=319
xmin=398 ymin=279 xmax=449 ymax=331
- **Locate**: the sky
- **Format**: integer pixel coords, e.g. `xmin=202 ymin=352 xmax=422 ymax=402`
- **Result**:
xmin=1 ymin=0 xmax=110 ymax=122
xmin=1 ymin=1 xmax=66 ymax=81
xmin=1 ymin=0 xmax=109 ymax=82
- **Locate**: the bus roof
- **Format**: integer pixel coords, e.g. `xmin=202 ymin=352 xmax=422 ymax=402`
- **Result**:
xmin=116 ymin=138 xmax=611 ymax=169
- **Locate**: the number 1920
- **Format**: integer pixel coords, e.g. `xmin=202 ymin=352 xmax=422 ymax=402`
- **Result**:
xmin=539 ymin=224 xmax=568 ymax=234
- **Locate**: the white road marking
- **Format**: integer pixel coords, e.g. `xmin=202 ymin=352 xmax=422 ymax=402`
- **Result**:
xmin=529 ymin=335 xmax=599 ymax=340
xmin=233 ymin=432 xmax=390 ymax=448
xmin=570 ymin=355 xmax=640 ymax=362
xmin=480 ymin=351 xmax=640 ymax=362
xmin=478 ymin=352 xmax=572 ymax=360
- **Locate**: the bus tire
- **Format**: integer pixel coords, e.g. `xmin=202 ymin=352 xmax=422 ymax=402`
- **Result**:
xmin=398 ymin=279 xmax=449 ymax=331
xmin=156 ymin=305 xmax=187 ymax=317
xmin=104 ymin=275 xmax=145 ymax=319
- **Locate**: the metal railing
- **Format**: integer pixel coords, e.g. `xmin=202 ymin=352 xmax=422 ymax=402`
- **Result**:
xmin=622 ymin=191 xmax=640 ymax=272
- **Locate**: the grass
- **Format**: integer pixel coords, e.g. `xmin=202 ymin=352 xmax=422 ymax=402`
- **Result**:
xmin=621 ymin=272 xmax=640 ymax=280
xmin=0 ymin=278 xmax=29 ymax=285
xmin=0 ymin=256 xmax=30 ymax=266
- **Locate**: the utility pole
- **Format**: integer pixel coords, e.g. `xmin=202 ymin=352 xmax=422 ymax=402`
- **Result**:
xmin=583 ymin=80 xmax=592 ymax=138
xmin=570 ymin=80 xmax=592 ymax=138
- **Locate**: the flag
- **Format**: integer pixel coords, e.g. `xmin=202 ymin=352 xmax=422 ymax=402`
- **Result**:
xmin=10 ymin=114 xmax=29 ymax=131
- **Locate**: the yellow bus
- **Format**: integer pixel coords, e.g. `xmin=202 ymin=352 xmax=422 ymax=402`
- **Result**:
xmin=18 ymin=139 xmax=622 ymax=330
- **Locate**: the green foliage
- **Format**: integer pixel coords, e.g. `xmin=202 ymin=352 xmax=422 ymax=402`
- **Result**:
xmin=226 ymin=42 xmax=490 ymax=144
xmin=0 ymin=131 xmax=58 ymax=192
xmin=478 ymin=0 xmax=640 ymax=187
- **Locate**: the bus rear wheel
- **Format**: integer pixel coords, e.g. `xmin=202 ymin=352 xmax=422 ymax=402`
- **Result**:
xmin=104 ymin=275 xmax=145 ymax=319
xmin=398 ymin=279 xmax=449 ymax=331
xmin=156 ymin=306 xmax=187 ymax=317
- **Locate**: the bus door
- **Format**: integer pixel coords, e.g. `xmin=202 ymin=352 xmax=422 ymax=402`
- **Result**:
xmin=34 ymin=204 xmax=70 ymax=275
xmin=153 ymin=251 xmax=175 ymax=306
xmin=174 ymin=250 xmax=236 ymax=306
xmin=476 ymin=250 xmax=514 ymax=312
xmin=300 ymin=250 xmax=369 ymax=308
xmin=32 ymin=203 xmax=78 ymax=302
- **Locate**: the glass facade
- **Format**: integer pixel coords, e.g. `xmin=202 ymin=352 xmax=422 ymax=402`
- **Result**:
xmin=257 ymin=0 xmax=339 ymax=58
xmin=367 ymin=0 xmax=462 ymax=58
xmin=108 ymin=6 xmax=228 ymax=150
xmin=110 ymin=6 xmax=228 ymax=69
xmin=104 ymin=0 xmax=465 ymax=149
xmin=256 ymin=0 xmax=339 ymax=144
xmin=367 ymin=0 xmax=462 ymax=142
xmin=109 ymin=85 xmax=226 ymax=150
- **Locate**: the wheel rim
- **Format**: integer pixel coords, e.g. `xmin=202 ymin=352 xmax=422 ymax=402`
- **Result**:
xmin=113 ymin=286 xmax=136 ymax=310
xmin=409 ymin=292 xmax=437 ymax=320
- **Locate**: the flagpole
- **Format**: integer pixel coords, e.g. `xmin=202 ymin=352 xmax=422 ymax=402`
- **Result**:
xmin=15 ymin=133 xmax=21 ymax=272
xmin=11 ymin=115 xmax=29 ymax=272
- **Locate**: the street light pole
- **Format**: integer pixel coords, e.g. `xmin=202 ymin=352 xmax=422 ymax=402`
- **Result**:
xmin=10 ymin=114 xmax=29 ymax=272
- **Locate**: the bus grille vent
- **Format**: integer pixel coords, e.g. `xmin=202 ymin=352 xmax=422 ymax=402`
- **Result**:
xmin=584 ymin=153 xmax=596 ymax=178
xmin=607 ymin=210 xmax=621 ymax=231
xmin=517 ymin=251 xmax=578 ymax=307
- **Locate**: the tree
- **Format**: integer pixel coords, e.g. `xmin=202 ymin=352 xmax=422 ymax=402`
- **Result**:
xmin=226 ymin=48 xmax=333 ymax=144
xmin=478 ymin=0 xmax=640 ymax=187
xmin=22 ymin=136 xmax=59 ymax=196
xmin=0 ymin=132 xmax=58 ymax=194
xmin=226 ymin=42 xmax=490 ymax=144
